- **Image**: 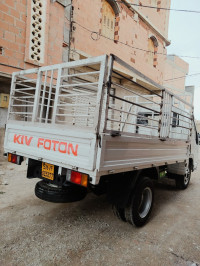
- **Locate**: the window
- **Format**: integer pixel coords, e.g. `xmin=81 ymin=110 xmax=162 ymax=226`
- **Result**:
xmin=172 ymin=112 xmax=179 ymax=128
xmin=137 ymin=112 xmax=149 ymax=125
xmin=102 ymin=1 xmax=115 ymax=39
xmin=148 ymin=38 xmax=155 ymax=66
xmin=110 ymin=87 xmax=116 ymax=104
xmin=3 ymin=96 xmax=8 ymax=102
xmin=137 ymin=112 xmax=159 ymax=125
xmin=136 ymin=112 xmax=159 ymax=134
xmin=148 ymin=36 xmax=158 ymax=67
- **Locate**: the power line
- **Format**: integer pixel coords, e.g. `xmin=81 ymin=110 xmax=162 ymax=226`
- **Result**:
xmin=72 ymin=20 xmax=200 ymax=59
xmin=164 ymin=73 xmax=200 ymax=82
xmin=0 ymin=63 xmax=24 ymax=70
xmin=115 ymin=1 xmax=200 ymax=14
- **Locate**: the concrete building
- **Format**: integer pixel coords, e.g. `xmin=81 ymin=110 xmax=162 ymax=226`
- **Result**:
xmin=196 ymin=120 xmax=200 ymax=133
xmin=164 ymin=55 xmax=189 ymax=94
xmin=163 ymin=55 xmax=195 ymax=105
xmin=0 ymin=0 xmax=192 ymax=151
xmin=185 ymin=86 xmax=195 ymax=104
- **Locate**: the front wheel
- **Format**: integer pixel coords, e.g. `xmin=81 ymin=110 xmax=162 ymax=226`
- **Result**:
xmin=125 ymin=177 xmax=154 ymax=227
xmin=175 ymin=167 xmax=191 ymax=190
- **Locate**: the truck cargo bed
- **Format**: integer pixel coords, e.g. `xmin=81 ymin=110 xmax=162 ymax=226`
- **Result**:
xmin=4 ymin=55 xmax=194 ymax=184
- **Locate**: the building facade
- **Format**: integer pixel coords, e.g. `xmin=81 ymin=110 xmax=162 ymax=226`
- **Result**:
xmin=1 ymin=0 xmax=192 ymax=150
xmin=0 ymin=0 xmax=172 ymax=80
xmin=70 ymin=0 xmax=171 ymax=85
xmin=196 ymin=120 xmax=200 ymax=133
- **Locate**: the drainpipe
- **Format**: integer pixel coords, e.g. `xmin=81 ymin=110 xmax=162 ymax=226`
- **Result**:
xmin=67 ymin=1 xmax=73 ymax=62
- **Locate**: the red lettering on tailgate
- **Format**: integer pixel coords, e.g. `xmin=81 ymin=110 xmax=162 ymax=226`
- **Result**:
xmin=37 ymin=138 xmax=44 ymax=148
xmin=52 ymin=140 xmax=59 ymax=151
xmin=58 ymin=142 xmax=67 ymax=153
xmin=14 ymin=134 xmax=33 ymax=146
xmin=14 ymin=134 xmax=22 ymax=144
xmin=68 ymin=143 xmax=78 ymax=156
xmin=25 ymin=136 xmax=33 ymax=146
xmin=44 ymin=139 xmax=51 ymax=150
xmin=21 ymin=135 xmax=24 ymax=144
xmin=36 ymin=137 xmax=79 ymax=157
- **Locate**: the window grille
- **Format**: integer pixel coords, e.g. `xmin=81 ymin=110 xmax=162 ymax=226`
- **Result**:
xmin=29 ymin=0 xmax=46 ymax=64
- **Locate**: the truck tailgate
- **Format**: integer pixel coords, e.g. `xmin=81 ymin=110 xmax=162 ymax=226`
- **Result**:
xmin=4 ymin=122 xmax=97 ymax=171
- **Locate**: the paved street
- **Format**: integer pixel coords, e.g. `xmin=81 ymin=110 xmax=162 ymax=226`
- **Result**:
xmin=0 ymin=155 xmax=200 ymax=266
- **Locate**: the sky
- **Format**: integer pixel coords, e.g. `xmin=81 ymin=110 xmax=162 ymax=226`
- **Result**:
xmin=167 ymin=0 xmax=200 ymax=120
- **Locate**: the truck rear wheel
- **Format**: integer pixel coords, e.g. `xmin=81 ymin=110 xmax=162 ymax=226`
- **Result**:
xmin=125 ymin=177 xmax=154 ymax=227
xmin=35 ymin=180 xmax=87 ymax=203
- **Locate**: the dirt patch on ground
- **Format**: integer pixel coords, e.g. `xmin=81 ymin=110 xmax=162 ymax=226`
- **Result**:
xmin=0 ymin=155 xmax=200 ymax=266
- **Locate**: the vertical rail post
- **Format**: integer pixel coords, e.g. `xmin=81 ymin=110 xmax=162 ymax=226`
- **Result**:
xmin=102 ymin=55 xmax=114 ymax=133
xmin=165 ymin=92 xmax=169 ymax=138
xmin=166 ymin=93 xmax=173 ymax=138
xmin=52 ymin=66 xmax=63 ymax=124
xmin=163 ymin=92 xmax=167 ymax=138
xmin=159 ymin=90 xmax=164 ymax=139
xmin=189 ymin=107 xmax=194 ymax=141
xmin=32 ymin=70 xmax=42 ymax=122
xmin=93 ymin=55 xmax=108 ymax=133
xmin=7 ymin=73 xmax=17 ymax=121
xmin=45 ymin=69 xmax=54 ymax=123
xmin=39 ymin=70 xmax=47 ymax=122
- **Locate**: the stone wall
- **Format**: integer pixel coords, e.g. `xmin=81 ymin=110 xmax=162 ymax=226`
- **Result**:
xmin=0 ymin=128 xmax=5 ymax=155
xmin=0 ymin=108 xmax=8 ymax=128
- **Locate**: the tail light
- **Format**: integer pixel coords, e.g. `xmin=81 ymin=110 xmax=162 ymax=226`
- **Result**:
xmin=8 ymin=153 xmax=23 ymax=165
xmin=66 ymin=170 xmax=88 ymax=187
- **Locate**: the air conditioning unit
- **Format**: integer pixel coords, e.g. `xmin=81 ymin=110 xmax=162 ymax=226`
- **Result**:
xmin=0 ymin=93 xmax=10 ymax=108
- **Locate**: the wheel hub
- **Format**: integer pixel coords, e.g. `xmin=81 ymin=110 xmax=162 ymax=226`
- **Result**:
xmin=138 ymin=187 xmax=152 ymax=219
xmin=184 ymin=169 xmax=190 ymax=185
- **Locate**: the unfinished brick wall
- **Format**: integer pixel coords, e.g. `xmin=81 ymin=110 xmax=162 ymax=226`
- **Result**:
xmin=71 ymin=0 xmax=167 ymax=85
xmin=0 ymin=0 xmax=27 ymax=72
xmin=0 ymin=0 xmax=67 ymax=74
xmin=138 ymin=0 xmax=171 ymax=38
xmin=0 ymin=0 xmax=181 ymax=92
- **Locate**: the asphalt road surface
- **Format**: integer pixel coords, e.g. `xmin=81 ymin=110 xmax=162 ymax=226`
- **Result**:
xmin=0 ymin=155 xmax=200 ymax=266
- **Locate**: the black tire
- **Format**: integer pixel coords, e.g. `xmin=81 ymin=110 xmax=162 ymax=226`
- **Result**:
xmin=35 ymin=180 xmax=87 ymax=203
xmin=175 ymin=167 xmax=191 ymax=190
xmin=125 ymin=177 xmax=154 ymax=227
xmin=112 ymin=204 xmax=126 ymax=222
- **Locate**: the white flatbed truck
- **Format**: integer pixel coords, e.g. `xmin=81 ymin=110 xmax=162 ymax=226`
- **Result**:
xmin=4 ymin=54 xmax=199 ymax=227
